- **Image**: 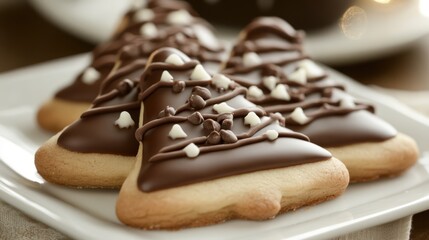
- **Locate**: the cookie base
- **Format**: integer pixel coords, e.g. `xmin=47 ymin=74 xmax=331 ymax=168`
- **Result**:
xmin=116 ymin=146 xmax=349 ymax=230
xmin=37 ymin=98 xmax=90 ymax=132
xmin=327 ymin=132 xmax=419 ymax=182
xmin=35 ymin=133 xmax=135 ymax=188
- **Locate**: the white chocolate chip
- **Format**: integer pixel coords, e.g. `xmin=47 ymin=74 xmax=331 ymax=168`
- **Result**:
xmin=288 ymin=68 xmax=307 ymax=84
xmin=213 ymin=102 xmax=235 ymax=114
xmin=244 ymin=112 xmax=261 ymax=127
xmin=298 ymin=59 xmax=324 ymax=78
xmin=165 ymin=54 xmax=185 ymax=65
xmin=140 ymin=22 xmax=158 ymax=38
xmin=160 ymin=70 xmax=174 ymax=82
xmin=183 ymin=143 xmax=199 ymax=158
xmin=212 ymin=74 xmax=232 ymax=89
xmin=243 ymin=52 xmax=262 ymax=67
xmin=271 ymin=84 xmax=290 ymax=101
xmin=169 ymin=124 xmax=188 ymax=139
xmin=190 ymin=64 xmax=211 ymax=81
xmin=263 ymin=76 xmax=278 ymax=90
xmin=134 ymin=8 xmax=154 ymax=22
xmin=248 ymin=86 xmax=264 ymax=99
xmin=266 ymin=129 xmax=279 ymax=141
xmin=290 ymin=107 xmax=308 ymax=125
xmin=167 ymin=10 xmax=193 ymax=25
xmin=82 ymin=67 xmax=101 ymax=84
xmin=340 ymin=97 xmax=356 ymax=108
xmin=115 ymin=111 xmax=135 ymax=128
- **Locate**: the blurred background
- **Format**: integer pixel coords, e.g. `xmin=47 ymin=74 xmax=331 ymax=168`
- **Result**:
xmin=0 ymin=0 xmax=428 ymax=239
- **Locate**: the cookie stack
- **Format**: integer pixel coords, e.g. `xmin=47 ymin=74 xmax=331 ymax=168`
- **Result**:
xmin=34 ymin=0 xmax=418 ymax=230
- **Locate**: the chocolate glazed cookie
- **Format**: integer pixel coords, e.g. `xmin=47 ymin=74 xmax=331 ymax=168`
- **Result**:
xmin=35 ymin=8 xmax=227 ymax=188
xmin=116 ymin=48 xmax=349 ymax=229
xmin=222 ymin=17 xmax=419 ymax=182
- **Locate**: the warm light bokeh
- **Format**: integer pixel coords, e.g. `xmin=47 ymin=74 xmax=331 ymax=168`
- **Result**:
xmin=340 ymin=6 xmax=368 ymax=40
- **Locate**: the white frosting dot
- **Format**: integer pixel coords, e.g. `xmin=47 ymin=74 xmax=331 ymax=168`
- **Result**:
xmin=165 ymin=54 xmax=185 ymax=66
xmin=134 ymin=8 xmax=154 ymax=22
xmin=290 ymin=107 xmax=308 ymax=125
xmin=169 ymin=124 xmax=188 ymax=140
xmin=82 ymin=67 xmax=100 ymax=85
xmin=340 ymin=97 xmax=356 ymax=108
xmin=213 ymin=102 xmax=235 ymax=114
xmin=115 ymin=111 xmax=135 ymax=129
xmin=244 ymin=112 xmax=261 ymax=127
xmin=212 ymin=74 xmax=232 ymax=89
xmin=263 ymin=76 xmax=278 ymax=90
xmin=265 ymin=130 xmax=279 ymax=141
xmin=167 ymin=10 xmax=193 ymax=25
xmin=190 ymin=64 xmax=211 ymax=81
xmin=271 ymin=84 xmax=290 ymax=101
xmin=243 ymin=52 xmax=262 ymax=67
xmin=298 ymin=59 xmax=324 ymax=78
xmin=140 ymin=22 xmax=158 ymax=38
xmin=247 ymin=86 xmax=264 ymax=99
xmin=160 ymin=70 xmax=174 ymax=82
xmin=288 ymin=67 xmax=307 ymax=85
xmin=183 ymin=143 xmax=200 ymax=158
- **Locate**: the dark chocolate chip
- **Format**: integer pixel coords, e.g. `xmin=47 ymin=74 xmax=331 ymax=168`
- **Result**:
xmin=206 ymin=131 xmax=221 ymax=145
xmin=203 ymin=119 xmax=220 ymax=132
xmin=173 ymin=81 xmax=186 ymax=93
xmin=192 ymin=86 xmax=212 ymax=100
xmin=158 ymin=106 xmax=176 ymax=118
xmin=217 ymin=113 xmax=233 ymax=122
xmin=187 ymin=112 xmax=204 ymax=125
xmin=221 ymin=119 xmax=233 ymax=130
xmin=189 ymin=95 xmax=206 ymax=110
xmin=220 ymin=130 xmax=238 ymax=143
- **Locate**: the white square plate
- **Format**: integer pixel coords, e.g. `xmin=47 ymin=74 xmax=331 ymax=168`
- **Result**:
xmin=0 ymin=54 xmax=429 ymax=240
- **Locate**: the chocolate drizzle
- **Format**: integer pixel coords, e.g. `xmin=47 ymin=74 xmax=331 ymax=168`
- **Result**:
xmin=136 ymin=48 xmax=331 ymax=192
xmin=57 ymin=79 xmax=141 ymax=156
xmin=57 ymin=2 xmax=227 ymax=156
xmin=222 ymin=17 xmax=397 ymax=147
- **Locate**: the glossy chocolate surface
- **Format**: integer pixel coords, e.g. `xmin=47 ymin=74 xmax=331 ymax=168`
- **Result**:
xmin=58 ymin=85 xmax=140 ymax=156
xmin=57 ymin=6 xmax=226 ymax=156
xmin=136 ymin=48 xmax=332 ymax=192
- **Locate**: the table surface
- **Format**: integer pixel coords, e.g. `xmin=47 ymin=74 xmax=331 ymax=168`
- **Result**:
xmin=0 ymin=2 xmax=428 ymax=240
